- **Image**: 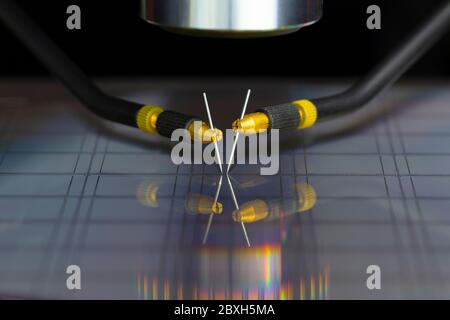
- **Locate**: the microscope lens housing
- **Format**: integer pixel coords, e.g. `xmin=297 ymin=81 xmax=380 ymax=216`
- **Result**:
xmin=141 ymin=0 xmax=323 ymax=38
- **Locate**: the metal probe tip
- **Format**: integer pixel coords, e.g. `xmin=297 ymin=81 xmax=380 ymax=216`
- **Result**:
xmin=189 ymin=122 xmax=223 ymax=144
xmin=232 ymin=112 xmax=270 ymax=134
xmin=207 ymin=127 xmax=223 ymax=143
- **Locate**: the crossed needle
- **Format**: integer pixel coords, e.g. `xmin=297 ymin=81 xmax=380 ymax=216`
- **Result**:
xmin=202 ymin=90 xmax=252 ymax=247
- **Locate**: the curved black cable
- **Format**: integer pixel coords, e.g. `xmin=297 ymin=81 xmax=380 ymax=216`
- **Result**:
xmin=0 ymin=0 xmax=142 ymax=127
xmin=312 ymin=1 xmax=450 ymax=120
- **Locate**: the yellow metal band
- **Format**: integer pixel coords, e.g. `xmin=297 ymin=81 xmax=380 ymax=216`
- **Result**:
xmin=136 ymin=105 xmax=164 ymax=134
xmin=291 ymin=100 xmax=318 ymax=129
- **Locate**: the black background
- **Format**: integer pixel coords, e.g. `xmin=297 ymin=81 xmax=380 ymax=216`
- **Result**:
xmin=1 ymin=0 xmax=449 ymax=78
xmin=0 ymin=300 xmax=440 ymax=319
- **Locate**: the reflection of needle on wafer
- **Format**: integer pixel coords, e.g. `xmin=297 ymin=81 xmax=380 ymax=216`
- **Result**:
xmin=227 ymin=89 xmax=251 ymax=174
xmin=203 ymin=176 xmax=223 ymax=244
xmin=226 ymin=174 xmax=251 ymax=247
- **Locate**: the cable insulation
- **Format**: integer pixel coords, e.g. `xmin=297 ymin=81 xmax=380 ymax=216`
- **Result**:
xmin=312 ymin=1 xmax=450 ymax=120
xmin=0 ymin=0 xmax=143 ymax=126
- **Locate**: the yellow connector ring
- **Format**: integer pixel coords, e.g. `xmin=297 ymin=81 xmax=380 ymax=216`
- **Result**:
xmin=136 ymin=105 xmax=164 ymax=134
xmin=291 ymin=100 xmax=318 ymax=129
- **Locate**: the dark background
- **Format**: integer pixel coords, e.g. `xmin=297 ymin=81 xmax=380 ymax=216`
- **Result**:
xmin=1 ymin=0 xmax=449 ymax=78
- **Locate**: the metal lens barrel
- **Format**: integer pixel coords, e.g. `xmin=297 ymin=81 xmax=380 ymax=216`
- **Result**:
xmin=141 ymin=0 xmax=323 ymax=38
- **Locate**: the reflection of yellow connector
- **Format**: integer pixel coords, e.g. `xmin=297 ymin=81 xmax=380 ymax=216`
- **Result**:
xmin=186 ymin=193 xmax=223 ymax=215
xmin=137 ymin=181 xmax=160 ymax=208
xmin=188 ymin=121 xmax=223 ymax=144
xmin=232 ymin=200 xmax=269 ymax=223
xmin=294 ymin=182 xmax=317 ymax=212
xmin=232 ymin=182 xmax=317 ymax=224
xmin=232 ymin=112 xmax=269 ymax=134
xmin=136 ymin=105 xmax=164 ymax=134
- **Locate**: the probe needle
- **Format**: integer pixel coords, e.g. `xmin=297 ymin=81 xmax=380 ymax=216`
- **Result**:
xmin=226 ymin=89 xmax=251 ymax=174
xmin=203 ymin=93 xmax=223 ymax=173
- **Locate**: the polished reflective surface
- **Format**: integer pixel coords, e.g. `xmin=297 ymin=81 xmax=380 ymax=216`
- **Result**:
xmin=142 ymin=0 xmax=322 ymax=37
xmin=0 ymin=79 xmax=450 ymax=299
